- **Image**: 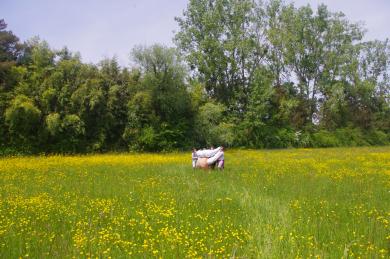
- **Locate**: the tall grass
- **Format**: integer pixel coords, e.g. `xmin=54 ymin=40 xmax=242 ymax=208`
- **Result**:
xmin=0 ymin=147 xmax=389 ymax=258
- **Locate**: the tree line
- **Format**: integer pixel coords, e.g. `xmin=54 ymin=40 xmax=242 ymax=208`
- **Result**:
xmin=1 ymin=0 xmax=389 ymax=154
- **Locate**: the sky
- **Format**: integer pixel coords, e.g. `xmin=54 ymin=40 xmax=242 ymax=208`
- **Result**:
xmin=1 ymin=0 xmax=389 ymax=66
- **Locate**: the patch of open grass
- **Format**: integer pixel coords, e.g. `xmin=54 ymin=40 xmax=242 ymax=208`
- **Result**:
xmin=0 ymin=147 xmax=389 ymax=258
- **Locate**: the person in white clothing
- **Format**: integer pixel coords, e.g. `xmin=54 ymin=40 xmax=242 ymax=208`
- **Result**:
xmin=195 ymin=146 xmax=222 ymax=158
xmin=193 ymin=146 xmax=224 ymax=169
xmin=192 ymin=148 xmax=198 ymax=168
xmin=207 ymin=147 xmax=224 ymax=169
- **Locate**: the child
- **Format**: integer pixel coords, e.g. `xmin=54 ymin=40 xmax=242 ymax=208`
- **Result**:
xmin=206 ymin=146 xmax=224 ymax=169
xmin=215 ymin=146 xmax=224 ymax=169
xmin=216 ymin=158 xmax=224 ymax=169
xmin=192 ymin=148 xmax=198 ymax=168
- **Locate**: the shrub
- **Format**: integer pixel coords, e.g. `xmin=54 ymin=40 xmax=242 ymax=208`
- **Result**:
xmin=61 ymin=114 xmax=85 ymax=152
xmin=295 ymin=131 xmax=313 ymax=148
xmin=45 ymin=113 xmax=61 ymax=136
xmin=364 ymin=130 xmax=389 ymax=145
xmin=194 ymin=102 xmax=227 ymax=146
xmin=4 ymin=95 xmax=41 ymax=149
xmin=334 ymin=127 xmax=368 ymax=146
xmin=312 ymin=130 xmax=341 ymax=147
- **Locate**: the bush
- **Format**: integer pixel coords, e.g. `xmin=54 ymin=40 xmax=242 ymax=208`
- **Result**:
xmin=194 ymin=102 xmax=227 ymax=146
xmin=4 ymin=95 xmax=42 ymax=150
xmin=364 ymin=130 xmax=389 ymax=145
xmin=45 ymin=113 xmax=61 ymax=136
xmin=138 ymin=126 xmax=158 ymax=151
xmin=309 ymin=128 xmax=390 ymax=148
xmin=312 ymin=130 xmax=341 ymax=147
xmin=61 ymin=114 xmax=85 ymax=152
xmin=334 ymin=127 xmax=368 ymax=146
xmin=212 ymin=122 xmax=235 ymax=147
xmin=295 ymin=131 xmax=313 ymax=148
xmin=259 ymin=128 xmax=296 ymax=148
xmin=0 ymin=146 xmax=28 ymax=156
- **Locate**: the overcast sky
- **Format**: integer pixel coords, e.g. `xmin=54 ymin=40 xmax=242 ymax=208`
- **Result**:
xmin=1 ymin=0 xmax=389 ymax=66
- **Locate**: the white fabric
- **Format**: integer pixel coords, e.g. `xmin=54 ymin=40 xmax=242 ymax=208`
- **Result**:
xmin=207 ymin=151 xmax=224 ymax=165
xmin=195 ymin=147 xmax=221 ymax=158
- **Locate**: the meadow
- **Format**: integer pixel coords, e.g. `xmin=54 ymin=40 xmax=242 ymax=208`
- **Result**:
xmin=0 ymin=147 xmax=389 ymax=258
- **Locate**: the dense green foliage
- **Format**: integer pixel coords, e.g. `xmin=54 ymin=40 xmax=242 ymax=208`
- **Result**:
xmin=0 ymin=0 xmax=389 ymax=153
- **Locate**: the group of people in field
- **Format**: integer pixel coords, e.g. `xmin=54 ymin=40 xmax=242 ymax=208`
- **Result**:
xmin=191 ymin=146 xmax=224 ymax=169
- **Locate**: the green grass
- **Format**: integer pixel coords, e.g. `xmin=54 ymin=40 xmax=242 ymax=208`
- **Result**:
xmin=0 ymin=147 xmax=389 ymax=258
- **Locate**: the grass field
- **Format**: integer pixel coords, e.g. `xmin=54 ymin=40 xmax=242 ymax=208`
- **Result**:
xmin=0 ymin=147 xmax=389 ymax=258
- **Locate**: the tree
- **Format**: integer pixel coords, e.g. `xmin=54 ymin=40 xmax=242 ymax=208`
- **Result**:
xmin=194 ymin=102 xmax=234 ymax=146
xmin=71 ymin=78 xmax=106 ymax=151
xmin=0 ymin=7 xmax=388 ymax=153
xmin=175 ymin=0 xmax=263 ymax=114
xmin=0 ymin=18 xmax=21 ymax=98
xmin=0 ymin=19 xmax=23 ymax=147
xmin=128 ymin=44 xmax=193 ymax=150
xmin=123 ymin=91 xmax=156 ymax=150
xmin=357 ymin=40 xmax=390 ymax=100
xmin=277 ymin=4 xmax=364 ymax=124
xmin=5 ymin=95 xmax=41 ymax=149
xmin=0 ymin=19 xmax=22 ymax=66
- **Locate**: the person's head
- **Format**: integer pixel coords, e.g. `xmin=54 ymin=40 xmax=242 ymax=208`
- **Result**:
xmin=210 ymin=145 xmax=214 ymax=149
xmin=221 ymin=146 xmax=224 ymax=151
xmin=192 ymin=148 xmax=196 ymax=152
